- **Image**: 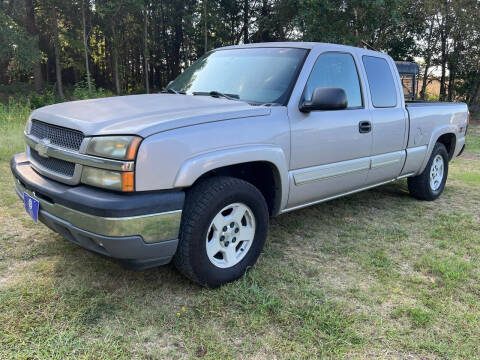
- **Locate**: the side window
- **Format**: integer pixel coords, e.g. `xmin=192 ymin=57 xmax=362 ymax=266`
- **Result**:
xmin=304 ymin=52 xmax=363 ymax=109
xmin=362 ymin=56 xmax=397 ymax=107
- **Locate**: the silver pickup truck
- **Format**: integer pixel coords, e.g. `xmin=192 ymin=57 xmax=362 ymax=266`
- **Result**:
xmin=11 ymin=42 xmax=468 ymax=287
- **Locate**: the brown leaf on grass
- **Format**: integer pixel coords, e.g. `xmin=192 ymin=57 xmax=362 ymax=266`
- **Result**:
xmin=195 ymin=345 xmax=207 ymax=358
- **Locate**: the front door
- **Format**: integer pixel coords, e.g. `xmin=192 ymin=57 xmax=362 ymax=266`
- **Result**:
xmin=287 ymin=51 xmax=373 ymax=209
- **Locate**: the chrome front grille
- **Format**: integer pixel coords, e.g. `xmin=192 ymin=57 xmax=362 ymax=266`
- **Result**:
xmin=30 ymin=120 xmax=84 ymax=151
xmin=30 ymin=148 xmax=76 ymax=177
xmin=27 ymin=120 xmax=84 ymax=183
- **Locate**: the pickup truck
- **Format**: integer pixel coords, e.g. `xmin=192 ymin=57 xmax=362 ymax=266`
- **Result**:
xmin=11 ymin=42 xmax=468 ymax=287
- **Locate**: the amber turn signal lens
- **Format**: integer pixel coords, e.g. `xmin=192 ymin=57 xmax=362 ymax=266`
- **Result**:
xmin=122 ymin=172 xmax=135 ymax=191
xmin=126 ymin=137 xmax=142 ymax=160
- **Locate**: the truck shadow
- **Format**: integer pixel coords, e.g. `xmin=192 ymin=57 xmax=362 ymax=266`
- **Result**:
xmin=44 ymin=180 xmax=413 ymax=294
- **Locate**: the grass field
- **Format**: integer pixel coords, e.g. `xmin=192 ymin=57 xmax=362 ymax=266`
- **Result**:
xmin=0 ymin=102 xmax=479 ymax=359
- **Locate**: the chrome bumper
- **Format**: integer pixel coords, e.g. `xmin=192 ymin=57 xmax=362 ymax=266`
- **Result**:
xmin=14 ymin=177 xmax=182 ymax=244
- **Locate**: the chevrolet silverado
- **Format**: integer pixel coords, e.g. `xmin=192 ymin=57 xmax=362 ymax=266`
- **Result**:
xmin=11 ymin=42 xmax=468 ymax=287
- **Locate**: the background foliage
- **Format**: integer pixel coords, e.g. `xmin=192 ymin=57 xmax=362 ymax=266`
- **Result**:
xmin=1 ymin=2 xmax=480 ymax=358
xmin=2 ymin=0 xmax=480 ymax=109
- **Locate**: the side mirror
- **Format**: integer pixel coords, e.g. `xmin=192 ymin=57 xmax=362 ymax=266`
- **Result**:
xmin=300 ymin=87 xmax=348 ymax=112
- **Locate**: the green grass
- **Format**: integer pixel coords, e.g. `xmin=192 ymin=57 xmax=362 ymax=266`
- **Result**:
xmin=0 ymin=101 xmax=30 ymax=162
xmin=0 ymin=105 xmax=479 ymax=359
xmin=392 ymin=306 xmax=434 ymax=327
xmin=467 ymin=117 xmax=480 ymax=154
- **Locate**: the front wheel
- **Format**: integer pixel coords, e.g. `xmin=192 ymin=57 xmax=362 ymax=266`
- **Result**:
xmin=174 ymin=176 xmax=269 ymax=287
xmin=408 ymin=142 xmax=449 ymax=201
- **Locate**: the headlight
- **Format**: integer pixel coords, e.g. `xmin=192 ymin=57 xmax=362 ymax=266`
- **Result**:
xmin=86 ymin=136 xmax=142 ymax=160
xmin=82 ymin=136 xmax=141 ymax=191
xmin=81 ymin=167 xmax=134 ymax=192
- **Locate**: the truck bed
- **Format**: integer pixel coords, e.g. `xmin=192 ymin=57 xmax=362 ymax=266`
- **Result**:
xmin=405 ymin=101 xmax=468 ymax=151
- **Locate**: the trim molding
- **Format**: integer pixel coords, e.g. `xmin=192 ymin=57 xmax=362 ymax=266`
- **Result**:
xmin=371 ymin=158 xmax=401 ymax=168
xmin=293 ymin=150 xmax=405 ymax=186
xmin=293 ymin=158 xmax=370 ymax=185
xmin=284 ymin=166 xmax=414 ymax=213
xmin=282 ymin=179 xmax=396 ymax=213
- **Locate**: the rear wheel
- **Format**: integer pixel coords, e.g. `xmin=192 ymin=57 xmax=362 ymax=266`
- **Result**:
xmin=174 ymin=176 xmax=269 ymax=287
xmin=408 ymin=142 xmax=449 ymax=201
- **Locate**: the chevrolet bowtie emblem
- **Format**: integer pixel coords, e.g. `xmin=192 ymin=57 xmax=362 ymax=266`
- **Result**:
xmin=36 ymin=138 xmax=50 ymax=158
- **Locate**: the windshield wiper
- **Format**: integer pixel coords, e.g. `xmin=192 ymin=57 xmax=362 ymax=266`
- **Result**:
xmin=193 ymin=91 xmax=240 ymax=100
xmin=162 ymin=88 xmax=185 ymax=94
xmin=247 ymin=101 xmax=280 ymax=107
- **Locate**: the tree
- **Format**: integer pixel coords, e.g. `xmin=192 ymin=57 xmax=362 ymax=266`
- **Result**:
xmin=81 ymin=0 xmax=92 ymax=93
xmin=0 ymin=7 xmax=39 ymax=83
xmin=50 ymin=4 xmax=64 ymax=98
xmin=24 ymin=0 xmax=43 ymax=92
xmin=437 ymin=0 xmax=452 ymax=101
xmin=143 ymin=1 xmax=149 ymax=93
xmin=1 ymin=0 xmax=480 ymax=108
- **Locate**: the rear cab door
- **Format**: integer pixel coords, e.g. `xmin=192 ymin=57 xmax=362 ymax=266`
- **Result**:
xmin=360 ymin=52 xmax=409 ymax=185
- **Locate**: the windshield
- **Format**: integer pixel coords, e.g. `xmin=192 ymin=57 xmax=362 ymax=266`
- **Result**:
xmin=168 ymin=47 xmax=307 ymax=104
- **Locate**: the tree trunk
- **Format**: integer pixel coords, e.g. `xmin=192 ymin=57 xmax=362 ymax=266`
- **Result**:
xmin=439 ymin=30 xmax=447 ymax=101
xmin=144 ymin=7 xmax=150 ymax=94
xmin=469 ymin=79 xmax=480 ymax=110
xmin=112 ymin=24 xmax=121 ymax=95
xmin=243 ymin=0 xmax=248 ymax=43
xmin=258 ymin=0 xmax=273 ymax=42
xmin=81 ymin=0 xmax=92 ymax=93
xmin=447 ymin=62 xmax=456 ymax=101
xmin=467 ymin=59 xmax=480 ymax=109
xmin=420 ymin=18 xmax=435 ymax=100
xmin=51 ymin=6 xmax=64 ymax=99
xmin=0 ymin=60 xmax=9 ymax=84
xmin=159 ymin=0 xmax=171 ymax=80
xmin=353 ymin=7 xmax=359 ymax=44
xmin=170 ymin=1 xmax=183 ymax=78
xmin=439 ymin=3 xmax=450 ymax=101
xmin=149 ymin=62 xmax=154 ymax=91
xmin=420 ymin=64 xmax=431 ymax=100
xmin=204 ymin=0 xmax=208 ymax=53
xmin=25 ymin=0 xmax=43 ymax=92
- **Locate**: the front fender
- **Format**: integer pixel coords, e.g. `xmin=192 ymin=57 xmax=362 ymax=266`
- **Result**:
xmin=174 ymin=145 xmax=290 ymax=211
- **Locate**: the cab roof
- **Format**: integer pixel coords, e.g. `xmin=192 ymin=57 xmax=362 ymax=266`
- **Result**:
xmin=219 ymin=41 xmax=388 ymax=58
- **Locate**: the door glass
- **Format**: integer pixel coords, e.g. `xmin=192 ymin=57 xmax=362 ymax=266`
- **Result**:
xmin=362 ymin=56 xmax=397 ymax=108
xmin=304 ymin=52 xmax=363 ymax=108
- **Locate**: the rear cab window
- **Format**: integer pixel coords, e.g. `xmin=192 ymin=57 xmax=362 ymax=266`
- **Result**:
xmin=362 ymin=56 xmax=397 ymax=108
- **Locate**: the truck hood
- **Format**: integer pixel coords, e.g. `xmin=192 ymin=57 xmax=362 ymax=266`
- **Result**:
xmin=30 ymin=94 xmax=271 ymax=137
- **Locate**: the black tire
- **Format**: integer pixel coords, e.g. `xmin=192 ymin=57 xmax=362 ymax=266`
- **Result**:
xmin=173 ymin=176 xmax=269 ymax=287
xmin=408 ymin=142 xmax=449 ymax=201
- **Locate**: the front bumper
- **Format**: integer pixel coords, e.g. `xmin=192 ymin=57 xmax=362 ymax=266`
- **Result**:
xmin=11 ymin=153 xmax=184 ymax=267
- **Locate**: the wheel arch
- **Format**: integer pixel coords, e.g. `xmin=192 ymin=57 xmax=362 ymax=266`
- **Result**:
xmin=418 ymin=127 xmax=457 ymax=174
xmin=173 ymin=145 xmax=289 ymax=215
xmin=436 ymin=133 xmax=456 ymax=160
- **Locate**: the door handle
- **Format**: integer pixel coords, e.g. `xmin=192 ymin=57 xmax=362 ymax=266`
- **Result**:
xmin=359 ymin=121 xmax=371 ymax=133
